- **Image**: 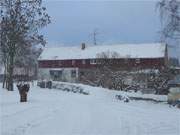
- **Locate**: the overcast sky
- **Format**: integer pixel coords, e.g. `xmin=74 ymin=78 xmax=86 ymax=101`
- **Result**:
xmin=41 ymin=0 xmax=180 ymax=59
xmin=42 ymin=0 xmax=161 ymax=46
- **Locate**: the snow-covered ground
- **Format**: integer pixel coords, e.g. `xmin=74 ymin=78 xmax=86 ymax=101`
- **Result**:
xmin=0 ymin=82 xmax=180 ymax=135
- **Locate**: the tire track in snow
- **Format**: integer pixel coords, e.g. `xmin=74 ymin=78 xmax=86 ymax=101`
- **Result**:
xmin=1 ymin=105 xmax=60 ymax=135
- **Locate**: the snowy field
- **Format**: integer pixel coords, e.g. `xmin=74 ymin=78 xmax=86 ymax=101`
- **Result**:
xmin=0 ymin=82 xmax=180 ymax=135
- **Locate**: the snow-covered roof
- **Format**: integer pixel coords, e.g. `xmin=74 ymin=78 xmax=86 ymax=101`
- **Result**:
xmin=38 ymin=43 xmax=166 ymax=60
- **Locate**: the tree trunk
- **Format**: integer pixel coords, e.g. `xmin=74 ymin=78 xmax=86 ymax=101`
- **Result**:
xmin=7 ymin=53 xmax=14 ymax=91
xmin=8 ymin=66 xmax=14 ymax=91
xmin=2 ymin=62 xmax=8 ymax=89
xmin=2 ymin=68 xmax=6 ymax=88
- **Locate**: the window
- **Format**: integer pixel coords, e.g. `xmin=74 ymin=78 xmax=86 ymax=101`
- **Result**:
xmin=135 ymin=58 xmax=140 ymax=64
xmin=72 ymin=60 xmax=75 ymax=65
xmin=90 ymin=59 xmax=97 ymax=64
xmin=50 ymin=70 xmax=62 ymax=81
xmin=58 ymin=61 xmax=62 ymax=66
xmin=71 ymin=70 xmax=76 ymax=78
xmin=80 ymin=71 xmax=85 ymax=76
xmin=124 ymin=58 xmax=129 ymax=64
xmin=82 ymin=60 xmax=86 ymax=65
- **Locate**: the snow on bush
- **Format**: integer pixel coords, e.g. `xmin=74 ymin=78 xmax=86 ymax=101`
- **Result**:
xmin=115 ymin=91 xmax=167 ymax=103
xmin=52 ymin=81 xmax=89 ymax=95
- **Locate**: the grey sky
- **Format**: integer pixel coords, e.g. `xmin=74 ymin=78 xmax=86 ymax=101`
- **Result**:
xmin=42 ymin=1 xmax=161 ymax=46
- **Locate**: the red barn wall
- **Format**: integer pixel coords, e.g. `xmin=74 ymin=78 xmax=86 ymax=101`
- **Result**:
xmin=38 ymin=58 xmax=166 ymax=69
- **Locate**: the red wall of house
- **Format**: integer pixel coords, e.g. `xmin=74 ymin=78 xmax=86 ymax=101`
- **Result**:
xmin=38 ymin=58 xmax=166 ymax=69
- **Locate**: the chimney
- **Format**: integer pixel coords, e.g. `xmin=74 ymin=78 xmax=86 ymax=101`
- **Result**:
xmin=81 ymin=43 xmax=86 ymax=50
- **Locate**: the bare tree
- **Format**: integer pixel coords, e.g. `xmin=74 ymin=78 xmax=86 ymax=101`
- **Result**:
xmin=15 ymin=46 xmax=43 ymax=81
xmin=0 ymin=0 xmax=50 ymax=91
xmin=156 ymin=0 xmax=180 ymax=93
xmin=80 ymin=51 xmax=131 ymax=90
xmin=80 ymin=51 xmax=174 ymax=94
xmin=157 ymin=0 xmax=180 ymax=40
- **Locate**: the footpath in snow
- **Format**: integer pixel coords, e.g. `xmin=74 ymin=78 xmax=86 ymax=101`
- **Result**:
xmin=0 ymin=82 xmax=180 ymax=135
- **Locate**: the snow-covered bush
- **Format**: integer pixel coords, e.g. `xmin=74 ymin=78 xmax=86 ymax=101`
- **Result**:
xmin=115 ymin=95 xmax=130 ymax=102
xmin=52 ymin=82 xmax=89 ymax=95
xmin=79 ymin=51 xmax=176 ymax=95
xmin=80 ymin=68 xmax=176 ymax=95
xmin=38 ymin=81 xmax=89 ymax=95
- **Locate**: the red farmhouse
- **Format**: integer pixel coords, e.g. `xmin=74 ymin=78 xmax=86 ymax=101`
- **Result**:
xmin=38 ymin=43 xmax=168 ymax=82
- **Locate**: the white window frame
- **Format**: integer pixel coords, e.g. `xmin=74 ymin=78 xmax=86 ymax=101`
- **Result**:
xmin=135 ymin=58 xmax=140 ymax=64
xmin=82 ymin=60 xmax=86 ymax=65
xmin=72 ymin=60 xmax=75 ymax=65
xmin=90 ymin=59 xmax=97 ymax=64
xmin=58 ymin=61 xmax=62 ymax=66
